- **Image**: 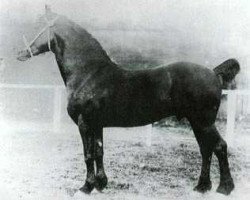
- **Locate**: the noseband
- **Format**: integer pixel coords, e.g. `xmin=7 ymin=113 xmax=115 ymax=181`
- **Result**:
xmin=22 ymin=16 xmax=59 ymax=57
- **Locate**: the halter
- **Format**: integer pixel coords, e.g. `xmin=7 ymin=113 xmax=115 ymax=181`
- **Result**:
xmin=22 ymin=16 xmax=59 ymax=57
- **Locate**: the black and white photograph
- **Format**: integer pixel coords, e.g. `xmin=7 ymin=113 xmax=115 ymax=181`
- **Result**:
xmin=0 ymin=0 xmax=249 ymax=199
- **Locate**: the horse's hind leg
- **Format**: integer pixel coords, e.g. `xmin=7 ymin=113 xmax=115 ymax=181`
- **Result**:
xmin=78 ymin=114 xmax=95 ymax=194
xmin=191 ymin=123 xmax=234 ymax=195
xmin=213 ymin=133 xmax=234 ymax=195
xmin=191 ymin=124 xmax=215 ymax=193
xmin=94 ymin=127 xmax=108 ymax=191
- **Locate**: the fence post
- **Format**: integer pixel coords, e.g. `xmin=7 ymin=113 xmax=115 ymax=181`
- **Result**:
xmin=53 ymin=87 xmax=62 ymax=132
xmin=146 ymin=124 xmax=152 ymax=147
xmin=226 ymin=91 xmax=237 ymax=145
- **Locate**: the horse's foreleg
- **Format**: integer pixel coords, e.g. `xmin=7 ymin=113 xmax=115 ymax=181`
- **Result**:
xmin=78 ymin=114 xmax=95 ymax=194
xmin=213 ymin=134 xmax=234 ymax=195
xmin=94 ymin=127 xmax=108 ymax=191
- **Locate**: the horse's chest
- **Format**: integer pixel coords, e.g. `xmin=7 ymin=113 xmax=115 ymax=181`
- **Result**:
xmin=68 ymin=88 xmax=108 ymax=117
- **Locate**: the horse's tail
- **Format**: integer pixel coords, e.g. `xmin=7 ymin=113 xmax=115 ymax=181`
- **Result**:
xmin=213 ymin=58 xmax=240 ymax=89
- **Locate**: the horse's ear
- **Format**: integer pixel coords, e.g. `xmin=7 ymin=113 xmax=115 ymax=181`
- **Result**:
xmin=45 ymin=4 xmax=52 ymax=15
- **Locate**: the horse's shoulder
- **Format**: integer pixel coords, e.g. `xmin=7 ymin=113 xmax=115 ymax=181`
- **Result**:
xmin=68 ymin=82 xmax=110 ymax=111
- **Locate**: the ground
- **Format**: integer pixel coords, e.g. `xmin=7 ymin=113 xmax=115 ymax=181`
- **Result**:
xmin=0 ymin=121 xmax=250 ymax=200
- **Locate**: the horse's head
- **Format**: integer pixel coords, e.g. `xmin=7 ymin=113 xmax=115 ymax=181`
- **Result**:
xmin=17 ymin=6 xmax=59 ymax=61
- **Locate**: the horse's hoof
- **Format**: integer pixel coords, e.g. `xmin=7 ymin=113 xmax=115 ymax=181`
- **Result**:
xmin=216 ymin=178 xmax=234 ymax=195
xmin=79 ymin=181 xmax=95 ymax=194
xmin=95 ymin=174 xmax=108 ymax=191
xmin=194 ymin=181 xmax=212 ymax=193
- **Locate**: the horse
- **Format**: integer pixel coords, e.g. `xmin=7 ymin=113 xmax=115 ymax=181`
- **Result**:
xmin=17 ymin=9 xmax=240 ymax=195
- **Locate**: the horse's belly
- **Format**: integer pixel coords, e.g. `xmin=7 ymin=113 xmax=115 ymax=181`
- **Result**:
xmin=104 ymin=102 xmax=173 ymax=127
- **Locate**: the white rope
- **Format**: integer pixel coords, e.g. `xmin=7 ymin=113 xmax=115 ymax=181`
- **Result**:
xmin=45 ymin=16 xmax=52 ymax=51
xmin=23 ymin=35 xmax=33 ymax=57
xmin=22 ymin=16 xmax=59 ymax=56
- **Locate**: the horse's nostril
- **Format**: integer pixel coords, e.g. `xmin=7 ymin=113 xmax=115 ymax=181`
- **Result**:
xmin=18 ymin=50 xmax=25 ymax=56
xmin=17 ymin=50 xmax=30 ymax=61
xmin=17 ymin=51 xmax=23 ymax=56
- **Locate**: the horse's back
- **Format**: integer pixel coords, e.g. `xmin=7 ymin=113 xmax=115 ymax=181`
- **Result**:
xmin=149 ymin=62 xmax=221 ymax=102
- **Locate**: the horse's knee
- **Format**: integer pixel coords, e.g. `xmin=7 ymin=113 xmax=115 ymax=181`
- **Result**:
xmin=95 ymin=139 xmax=103 ymax=157
xmin=84 ymin=154 xmax=94 ymax=162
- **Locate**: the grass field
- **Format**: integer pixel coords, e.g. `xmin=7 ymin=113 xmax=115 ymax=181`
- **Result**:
xmin=0 ymin=122 xmax=250 ymax=200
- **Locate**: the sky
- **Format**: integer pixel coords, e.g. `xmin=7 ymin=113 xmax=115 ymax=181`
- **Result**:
xmin=1 ymin=0 xmax=250 ymax=69
xmin=1 ymin=0 xmax=250 ymax=30
xmin=1 ymin=0 xmax=249 ymax=42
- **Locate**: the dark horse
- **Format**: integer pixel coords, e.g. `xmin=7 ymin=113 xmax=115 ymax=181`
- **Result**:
xmin=17 ymin=9 xmax=240 ymax=195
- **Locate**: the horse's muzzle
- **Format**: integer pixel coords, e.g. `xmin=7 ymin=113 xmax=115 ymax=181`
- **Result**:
xmin=17 ymin=50 xmax=31 ymax=61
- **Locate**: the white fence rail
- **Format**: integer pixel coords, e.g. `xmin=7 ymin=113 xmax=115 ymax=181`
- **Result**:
xmin=0 ymin=84 xmax=65 ymax=132
xmin=0 ymin=84 xmax=249 ymax=145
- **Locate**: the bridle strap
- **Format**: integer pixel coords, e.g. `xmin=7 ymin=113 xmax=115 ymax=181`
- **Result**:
xmin=23 ymin=35 xmax=33 ymax=57
xmin=45 ymin=16 xmax=57 ymax=51
xmin=22 ymin=16 xmax=59 ymax=57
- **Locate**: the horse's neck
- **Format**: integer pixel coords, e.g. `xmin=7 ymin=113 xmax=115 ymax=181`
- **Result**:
xmin=52 ymin=24 xmax=115 ymax=85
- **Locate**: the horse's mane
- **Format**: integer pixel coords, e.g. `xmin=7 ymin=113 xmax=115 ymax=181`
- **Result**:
xmin=54 ymin=14 xmax=112 ymax=63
